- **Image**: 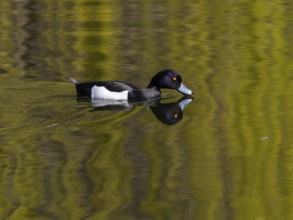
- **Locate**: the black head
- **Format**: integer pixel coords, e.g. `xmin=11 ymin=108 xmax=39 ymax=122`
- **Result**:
xmin=148 ymin=69 xmax=193 ymax=96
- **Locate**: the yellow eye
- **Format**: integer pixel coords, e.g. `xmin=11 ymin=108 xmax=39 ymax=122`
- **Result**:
xmin=172 ymin=77 xmax=177 ymax=81
xmin=174 ymin=113 xmax=178 ymax=118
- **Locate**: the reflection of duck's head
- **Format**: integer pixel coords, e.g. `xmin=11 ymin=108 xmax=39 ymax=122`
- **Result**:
xmin=150 ymin=97 xmax=193 ymax=125
xmin=86 ymin=96 xmax=193 ymax=125
xmin=70 ymin=69 xmax=193 ymax=102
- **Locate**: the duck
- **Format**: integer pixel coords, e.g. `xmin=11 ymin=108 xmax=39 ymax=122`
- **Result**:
xmin=70 ymin=69 xmax=194 ymax=102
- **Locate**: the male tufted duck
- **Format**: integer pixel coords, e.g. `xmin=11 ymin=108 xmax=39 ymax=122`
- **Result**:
xmin=70 ymin=69 xmax=193 ymax=102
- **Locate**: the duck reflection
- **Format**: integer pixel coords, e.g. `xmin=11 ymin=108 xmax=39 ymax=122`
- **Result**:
xmin=149 ymin=97 xmax=193 ymax=125
xmin=88 ymin=97 xmax=193 ymax=125
xmin=91 ymin=100 xmax=133 ymax=111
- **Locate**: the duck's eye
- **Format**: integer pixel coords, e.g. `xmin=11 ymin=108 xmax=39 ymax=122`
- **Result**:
xmin=172 ymin=77 xmax=177 ymax=81
xmin=174 ymin=113 xmax=178 ymax=118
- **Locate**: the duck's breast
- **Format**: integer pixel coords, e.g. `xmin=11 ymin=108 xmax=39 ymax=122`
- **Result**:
xmin=128 ymin=88 xmax=160 ymax=102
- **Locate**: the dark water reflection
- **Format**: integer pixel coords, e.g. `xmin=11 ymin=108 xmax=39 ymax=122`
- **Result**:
xmin=90 ymin=97 xmax=193 ymax=125
xmin=0 ymin=0 xmax=293 ymax=219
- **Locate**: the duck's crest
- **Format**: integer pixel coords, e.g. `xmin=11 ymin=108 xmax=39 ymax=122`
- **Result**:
xmin=70 ymin=77 xmax=79 ymax=84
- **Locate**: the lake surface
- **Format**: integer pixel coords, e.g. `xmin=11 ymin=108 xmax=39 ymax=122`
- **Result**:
xmin=0 ymin=0 xmax=292 ymax=219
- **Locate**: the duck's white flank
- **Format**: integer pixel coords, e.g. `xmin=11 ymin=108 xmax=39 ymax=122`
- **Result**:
xmin=91 ymin=85 xmax=129 ymax=101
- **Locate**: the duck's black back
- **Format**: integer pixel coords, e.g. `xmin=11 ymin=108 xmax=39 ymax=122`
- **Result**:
xmin=75 ymin=81 xmax=139 ymax=97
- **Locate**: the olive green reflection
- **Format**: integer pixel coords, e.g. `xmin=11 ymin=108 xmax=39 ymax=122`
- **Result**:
xmin=0 ymin=0 xmax=292 ymax=220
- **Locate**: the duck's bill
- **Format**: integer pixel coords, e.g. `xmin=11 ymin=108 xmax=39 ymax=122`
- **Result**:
xmin=178 ymin=83 xmax=194 ymax=96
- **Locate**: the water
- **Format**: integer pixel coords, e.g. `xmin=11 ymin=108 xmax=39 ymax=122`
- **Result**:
xmin=0 ymin=0 xmax=292 ymax=219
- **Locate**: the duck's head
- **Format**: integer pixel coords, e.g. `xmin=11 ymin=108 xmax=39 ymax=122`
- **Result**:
xmin=147 ymin=69 xmax=194 ymax=96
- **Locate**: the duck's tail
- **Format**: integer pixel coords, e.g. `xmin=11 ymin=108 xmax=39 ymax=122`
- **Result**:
xmin=69 ymin=77 xmax=79 ymax=84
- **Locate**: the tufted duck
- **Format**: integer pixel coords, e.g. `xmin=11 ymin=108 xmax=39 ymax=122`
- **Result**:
xmin=70 ymin=69 xmax=193 ymax=102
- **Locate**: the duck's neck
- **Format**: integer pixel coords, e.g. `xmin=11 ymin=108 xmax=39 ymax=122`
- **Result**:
xmin=147 ymin=82 xmax=159 ymax=89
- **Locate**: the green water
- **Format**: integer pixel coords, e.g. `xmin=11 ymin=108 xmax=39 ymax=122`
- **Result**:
xmin=0 ymin=0 xmax=292 ymax=219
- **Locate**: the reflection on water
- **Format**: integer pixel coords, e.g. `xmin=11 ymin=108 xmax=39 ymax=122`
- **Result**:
xmin=90 ymin=97 xmax=193 ymax=125
xmin=0 ymin=0 xmax=293 ymax=219
xmin=149 ymin=97 xmax=193 ymax=125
